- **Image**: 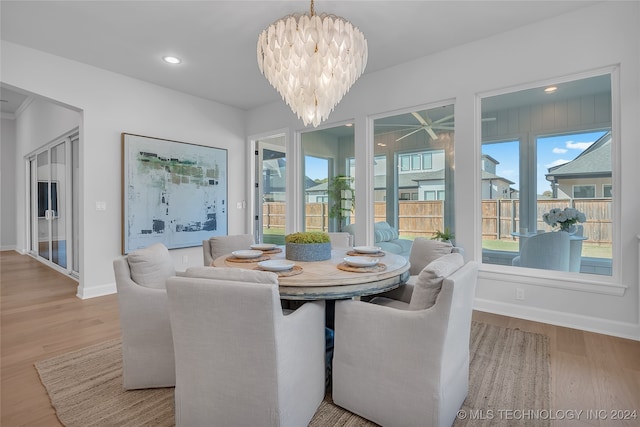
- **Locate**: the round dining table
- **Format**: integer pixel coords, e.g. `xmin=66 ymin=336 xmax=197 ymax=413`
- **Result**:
xmin=212 ymin=247 xmax=410 ymax=300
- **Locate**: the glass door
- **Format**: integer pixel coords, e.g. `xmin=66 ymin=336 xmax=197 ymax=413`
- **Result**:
xmin=35 ymin=150 xmax=51 ymax=261
xmin=50 ymin=140 xmax=67 ymax=268
xmin=255 ymin=135 xmax=286 ymax=245
xmin=29 ymin=133 xmax=76 ymax=274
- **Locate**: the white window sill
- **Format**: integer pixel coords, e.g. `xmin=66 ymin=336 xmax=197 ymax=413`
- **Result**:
xmin=479 ymin=264 xmax=627 ymax=296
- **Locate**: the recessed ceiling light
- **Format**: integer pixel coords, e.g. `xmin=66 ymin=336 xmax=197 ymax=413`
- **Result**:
xmin=377 ymin=142 xmax=387 ymax=147
xmin=162 ymin=56 xmax=182 ymax=65
xmin=345 ymin=123 xmax=353 ymax=127
xmin=544 ymin=86 xmax=558 ymax=94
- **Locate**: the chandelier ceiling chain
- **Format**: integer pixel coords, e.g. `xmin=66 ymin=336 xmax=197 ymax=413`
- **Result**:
xmin=257 ymin=0 xmax=368 ymax=127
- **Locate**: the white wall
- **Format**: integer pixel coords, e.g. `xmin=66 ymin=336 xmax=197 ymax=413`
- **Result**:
xmin=246 ymin=2 xmax=640 ymax=339
xmin=1 ymin=42 xmax=247 ymax=298
xmin=1 ymin=117 xmax=17 ymax=250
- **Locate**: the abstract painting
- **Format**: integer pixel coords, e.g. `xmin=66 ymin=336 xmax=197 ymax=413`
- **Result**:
xmin=122 ymin=133 xmax=228 ymax=254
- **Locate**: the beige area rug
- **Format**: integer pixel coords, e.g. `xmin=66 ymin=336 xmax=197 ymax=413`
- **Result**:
xmin=36 ymin=322 xmax=550 ymax=427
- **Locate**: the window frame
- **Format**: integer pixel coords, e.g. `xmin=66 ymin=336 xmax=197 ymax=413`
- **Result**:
xmin=572 ymin=184 xmax=596 ymax=199
xmin=476 ymin=66 xmax=624 ymax=294
xmin=400 ymin=155 xmax=410 ymax=172
xmin=422 ymin=152 xmax=433 ymax=170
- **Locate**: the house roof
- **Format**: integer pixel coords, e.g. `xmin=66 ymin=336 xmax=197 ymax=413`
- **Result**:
xmin=481 ymin=170 xmax=515 ymax=185
xmin=306 ymin=182 xmax=328 ymax=193
xmin=546 ymin=131 xmax=611 ymax=180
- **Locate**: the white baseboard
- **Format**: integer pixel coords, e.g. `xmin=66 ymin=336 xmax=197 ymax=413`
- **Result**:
xmin=76 ymin=282 xmax=117 ymax=299
xmin=0 ymin=245 xmax=17 ymax=251
xmin=474 ymin=297 xmax=640 ymax=341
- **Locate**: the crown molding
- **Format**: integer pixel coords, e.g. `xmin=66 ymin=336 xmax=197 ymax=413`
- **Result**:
xmin=15 ymin=95 xmax=35 ymax=118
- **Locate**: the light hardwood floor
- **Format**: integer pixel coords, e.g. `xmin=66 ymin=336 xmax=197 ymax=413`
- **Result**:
xmin=1 ymin=250 xmax=639 ymax=426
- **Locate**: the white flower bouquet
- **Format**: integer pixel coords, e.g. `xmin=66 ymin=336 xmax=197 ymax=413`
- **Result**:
xmin=542 ymin=207 xmax=586 ymax=232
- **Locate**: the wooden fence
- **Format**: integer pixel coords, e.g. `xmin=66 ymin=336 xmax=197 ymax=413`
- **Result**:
xmin=481 ymin=199 xmax=611 ymax=243
xmin=263 ymin=198 xmax=612 ymax=244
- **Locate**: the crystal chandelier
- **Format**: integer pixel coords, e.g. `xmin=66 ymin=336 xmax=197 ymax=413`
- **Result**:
xmin=257 ymin=0 xmax=368 ymax=127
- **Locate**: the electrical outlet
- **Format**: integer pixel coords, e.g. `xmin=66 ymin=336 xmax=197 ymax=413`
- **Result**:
xmin=236 ymin=202 xmax=243 ymax=209
xmin=516 ymin=288 xmax=525 ymax=300
xmin=95 ymin=201 xmax=106 ymax=211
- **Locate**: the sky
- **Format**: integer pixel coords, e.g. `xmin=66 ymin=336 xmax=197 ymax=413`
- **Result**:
xmin=305 ymin=156 xmax=329 ymax=181
xmin=482 ymin=130 xmax=607 ymax=194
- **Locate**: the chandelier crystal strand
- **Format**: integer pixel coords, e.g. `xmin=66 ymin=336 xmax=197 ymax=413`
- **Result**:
xmin=257 ymin=2 xmax=367 ymax=127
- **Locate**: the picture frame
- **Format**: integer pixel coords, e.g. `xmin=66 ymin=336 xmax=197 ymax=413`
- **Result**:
xmin=121 ymin=133 xmax=228 ymax=254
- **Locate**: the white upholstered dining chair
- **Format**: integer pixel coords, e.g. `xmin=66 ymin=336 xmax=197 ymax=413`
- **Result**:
xmin=202 ymin=233 xmax=253 ymax=266
xmin=113 ymin=243 xmax=177 ymax=389
xmin=166 ymin=270 xmax=326 ymax=427
xmin=332 ymin=255 xmax=478 ymax=427
xmin=328 ymin=232 xmax=353 ymax=248
xmin=407 ymin=237 xmax=459 ymax=275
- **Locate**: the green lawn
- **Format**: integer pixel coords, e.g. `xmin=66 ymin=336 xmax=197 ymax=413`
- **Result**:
xmin=262 ymin=228 xmax=285 ymax=245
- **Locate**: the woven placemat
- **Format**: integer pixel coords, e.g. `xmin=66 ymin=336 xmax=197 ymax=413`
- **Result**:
xmin=260 ymin=248 xmax=282 ymax=254
xmin=255 ymin=265 xmax=303 ymax=277
xmin=337 ymin=262 xmax=387 ymax=273
xmin=345 ymin=250 xmax=385 ymax=257
xmin=225 ymin=255 xmax=270 ymax=263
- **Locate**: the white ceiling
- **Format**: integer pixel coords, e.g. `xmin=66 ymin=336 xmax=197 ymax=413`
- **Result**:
xmin=1 ymin=1 xmax=598 ymax=115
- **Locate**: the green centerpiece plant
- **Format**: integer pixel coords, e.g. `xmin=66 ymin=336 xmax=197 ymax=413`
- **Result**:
xmin=285 ymin=231 xmax=332 ymax=261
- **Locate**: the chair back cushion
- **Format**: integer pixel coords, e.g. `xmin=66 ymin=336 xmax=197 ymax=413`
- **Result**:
xmin=409 ymin=252 xmax=464 ymax=310
xmin=127 ymin=243 xmax=175 ymax=289
xmin=408 ymin=237 xmax=454 ymax=275
xmin=206 ymin=234 xmax=253 ymax=264
xmin=184 ymin=266 xmax=278 ymax=284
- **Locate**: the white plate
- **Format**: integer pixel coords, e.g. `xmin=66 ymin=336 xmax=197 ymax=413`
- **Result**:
xmin=250 ymin=243 xmax=277 ymax=251
xmin=344 ymin=256 xmax=379 ymax=268
xmin=258 ymin=260 xmax=295 ymax=271
xmin=353 ymin=246 xmax=382 ymax=254
xmin=231 ymin=250 xmax=263 ymax=259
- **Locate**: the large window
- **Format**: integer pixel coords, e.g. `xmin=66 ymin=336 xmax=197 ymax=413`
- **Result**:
xmin=301 ymin=124 xmax=355 ymax=233
xmin=373 ymin=104 xmax=455 ymax=241
xmin=480 ymin=74 xmax=613 ymax=276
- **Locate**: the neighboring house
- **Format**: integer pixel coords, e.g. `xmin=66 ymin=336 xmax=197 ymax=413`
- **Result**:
xmin=370 ymin=150 xmax=448 ymax=201
xmin=369 ymin=151 xmax=516 ymax=201
xmin=305 ymin=181 xmax=328 ymax=203
xmin=262 ymin=158 xmax=286 ymax=202
xmin=407 ymin=169 xmax=446 ymax=201
xmin=481 ymin=154 xmax=517 ymax=200
xmin=545 ymin=131 xmax=612 ymax=199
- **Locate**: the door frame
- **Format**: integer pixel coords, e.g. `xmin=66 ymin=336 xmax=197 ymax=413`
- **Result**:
xmin=25 ymin=129 xmax=78 ymax=278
